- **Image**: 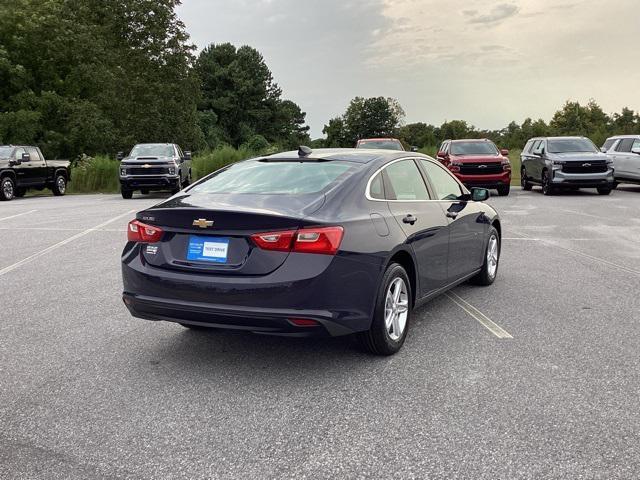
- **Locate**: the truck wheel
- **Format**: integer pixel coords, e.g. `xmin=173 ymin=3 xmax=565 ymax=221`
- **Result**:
xmin=497 ymin=184 xmax=510 ymax=196
xmin=0 ymin=176 xmax=15 ymax=201
xmin=597 ymin=187 xmax=612 ymax=196
xmin=15 ymin=187 xmax=27 ymax=198
xmin=182 ymin=171 xmax=192 ymax=188
xmin=541 ymin=170 xmax=554 ymax=196
xmin=171 ymin=178 xmax=182 ymax=195
xmin=521 ymin=168 xmax=532 ymax=191
xmin=52 ymin=174 xmax=67 ymax=196
xmin=121 ymin=189 xmax=133 ymax=199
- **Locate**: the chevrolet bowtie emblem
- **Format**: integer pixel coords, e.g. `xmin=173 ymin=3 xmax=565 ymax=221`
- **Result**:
xmin=193 ymin=218 xmax=214 ymax=228
xmin=143 ymin=164 xmax=151 ymax=168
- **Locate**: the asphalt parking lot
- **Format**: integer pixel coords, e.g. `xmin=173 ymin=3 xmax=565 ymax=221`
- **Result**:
xmin=1 ymin=186 xmax=640 ymax=479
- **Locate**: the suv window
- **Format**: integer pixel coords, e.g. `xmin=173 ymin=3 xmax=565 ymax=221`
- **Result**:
xmin=26 ymin=147 xmax=41 ymax=162
xmin=532 ymin=140 xmax=545 ymax=155
xmin=632 ymin=139 xmax=640 ymax=153
xmin=616 ymin=138 xmax=635 ymax=153
xmin=523 ymin=140 xmax=533 ymax=154
xmin=602 ymin=139 xmax=617 ymax=152
xmin=420 ymin=159 xmax=462 ymax=201
xmin=383 ymin=160 xmax=429 ymax=201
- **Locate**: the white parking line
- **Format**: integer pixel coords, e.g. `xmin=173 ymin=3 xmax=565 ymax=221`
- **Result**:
xmin=511 ymin=230 xmax=640 ymax=276
xmin=446 ymin=292 xmax=513 ymax=339
xmin=0 ymin=210 xmax=135 ymax=277
xmin=0 ymin=209 xmax=37 ymax=222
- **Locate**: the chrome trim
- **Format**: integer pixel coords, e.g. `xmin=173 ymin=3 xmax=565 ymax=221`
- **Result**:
xmin=364 ymin=155 xmax=469 ymax=203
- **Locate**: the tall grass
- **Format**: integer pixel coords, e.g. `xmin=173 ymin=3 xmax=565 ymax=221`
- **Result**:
xmin=68 ymin=156 xmax=120 ymax=193
xmin=191 ymin=146 xmax=255 ymax=179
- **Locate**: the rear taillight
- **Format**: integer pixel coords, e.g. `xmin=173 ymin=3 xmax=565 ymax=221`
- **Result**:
xmin=251 ymin=226 xmax=344 ymax=255
xmin=127 ymin=219 xmax=164 ymax=243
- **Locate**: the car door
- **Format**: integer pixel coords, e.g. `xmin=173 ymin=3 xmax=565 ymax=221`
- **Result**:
xmin=523 ymin=140 xmax=539 ymax=181
xmin=12 ymin=147 xmax=33 ymax=186
xmin=419 ymin=159 xmax=486 ymax=283
xmin=629 ymin=138 xmax=640 ymax=180
xmin=26 ymin=147 xmax=46 ymax=184
xmin=382 ymin=158 xmax=449 ymax=297
xmin=613 ymin=138 xmax=635 ymax=178
xmin=531 ymin=139 xmax=546 ymax=181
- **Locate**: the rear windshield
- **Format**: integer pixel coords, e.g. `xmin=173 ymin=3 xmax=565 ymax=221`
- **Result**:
xmin=548 ymin=138 xmax=598 ymax=154
xmin=0 ymin=146 xmax=14 ymax=158
xmin=450 ymin=142 xmax=498 ymax=155
xmin=357 ymin=140 xmax=403 ymax=151
xmin=129 ymin=144 xmax=174 ymax=157
xmin=190 ymin=160 xmax=359 ymax=195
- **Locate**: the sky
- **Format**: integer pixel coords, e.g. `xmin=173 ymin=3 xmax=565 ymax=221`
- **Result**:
xmin=177 ymin=0 xmax=640 ymax=138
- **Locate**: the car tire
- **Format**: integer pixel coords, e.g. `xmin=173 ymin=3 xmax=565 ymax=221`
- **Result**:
xmin=541 ymin=170 xmax=554 ymax=196
xmin=52 ymin=174 xmax=67 ymax=196
xmin=171 ymin=178 xmax=182 ymax=195
xmin=121 ymin=189 xmax=133 ymax=199
xmin=15 ymin=187 xmax=27 ymax=198
xmin=521 ymin=168 xmax=532 ymax=191
xmin=470 ymin=226 xmax=500 ymax=286
xmin=497 ymin=184 xmax=510 ymax=196
xmin=183 ymin=170 xmax=192 ymax=188
xmin=597 ymin=187 xmax=612 ymax=196
xmin=0 ymin=176 xmax=15 ymax=201
xmin=359 ymin=263 xmax=412 ymax=356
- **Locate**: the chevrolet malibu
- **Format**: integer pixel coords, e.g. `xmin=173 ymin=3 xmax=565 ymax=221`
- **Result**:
xmin=122 ymin=148 xmax=502 ymax=355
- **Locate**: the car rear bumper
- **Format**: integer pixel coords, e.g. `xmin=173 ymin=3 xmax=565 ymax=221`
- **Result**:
xmin=120 ymin=176 xmax=180 ymax=189
xmin=551 ymin=168 xmax=615 ymax=187
xmin=121 ymin=246 xmax=381 ymax=337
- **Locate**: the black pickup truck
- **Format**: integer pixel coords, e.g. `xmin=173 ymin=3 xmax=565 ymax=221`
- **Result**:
xmin=0 ymin=145 xmax=71 ymax=201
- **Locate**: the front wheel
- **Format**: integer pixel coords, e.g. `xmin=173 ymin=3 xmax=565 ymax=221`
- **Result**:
xmin=359 ymin=263 xmax=412 ymax=356
xmin=541 ymin=170 xmax=554 ymax=196
xmin=52 ymin=174 xmax=67 ymax=196
xmin=171 ymin=178 xmax=182 ymax=195
xmin=521 ymin=168 xmax=532 ymax=191
xmin=0 ymin=176 xmax=15 ymax=201
xmin=471 ymin=226 xmax=500 ymax=286
xmin=497 ymin=184 xmax=510 ymax=196
xmin=597 ymin=187 xmax=612 ymax=196
xmin=121 ymin=188 xmax=133 ymax=199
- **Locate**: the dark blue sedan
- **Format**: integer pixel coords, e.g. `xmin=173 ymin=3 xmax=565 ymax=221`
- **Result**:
xmin=122 ymin=148 xmax=501 ymax=355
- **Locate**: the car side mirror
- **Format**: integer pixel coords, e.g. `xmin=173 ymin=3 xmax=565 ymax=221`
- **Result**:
xmin=21 ymin=152 xmax=31 ymax=162
xmin=437 ymin=151 xmax=447 ymax=159
xmin=471 ymin=187 xmax=489 ymax=202
xmin=500 ymin=149 xmax=509 ymax=156
xmin=184 ymin=151 xmax=192 ymax=161
xmin=9 ymin=158 xmax=21 ymax=166
xmin=600 ymin=147 xmax=608 ymax=153
xmin=410 ymin=146 xmax=419 ymax=152
xmin=117 ymin=151 xmax=124 ymax=161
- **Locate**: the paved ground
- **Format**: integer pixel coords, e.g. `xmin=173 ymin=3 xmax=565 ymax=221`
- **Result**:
xmin=1 ymin=186 xmax=639 ymax=479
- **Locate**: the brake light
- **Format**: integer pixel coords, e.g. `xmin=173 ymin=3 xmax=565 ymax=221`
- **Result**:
xmin=250 ymin=230 xmax=296 ymax=252
xmin=251 ymin=226 xmax=344 ymax=255
xmin=127 ymin=219 xmax=164 ymax=243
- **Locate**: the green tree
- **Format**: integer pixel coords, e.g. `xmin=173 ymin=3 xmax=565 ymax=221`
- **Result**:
xmin=398 ymin=122 xmax=436 ymax=148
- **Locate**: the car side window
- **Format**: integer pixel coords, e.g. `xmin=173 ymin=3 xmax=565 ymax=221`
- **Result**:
xmin=14 ymin=147 xmax=26 ymax=160
xmin=616 ymin=138 xmax=635 ymax=152
xmin=419 ymin=159 xmax=463 ymax=201
xmin=523 ymin=140 xmax=532 ymax=154
xmin=369 ymin=172 xmax=385 ymax=199
xmin=632 ymin=139 xmax=640 ymax=153
xmin=26 ymin=147 xmax=41 ymax=162
xmin=602 ymin=139 xmax=616 ymax=152
xmin=383 ymin=160 xmax=429 ymax=201
xmin=533 ymin=140 xmax=545 ymax=155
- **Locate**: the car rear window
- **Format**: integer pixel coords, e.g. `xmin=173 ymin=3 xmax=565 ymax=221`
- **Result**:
xmin=357 ymin=140 xmax=403 ymax=151
xmin=548 ymin=138 xmax=598 ymax=154
xmin=191 ymin=160 xmax=359 ymax=195
xmin=450 ymin=142 xmax=498 ymax=155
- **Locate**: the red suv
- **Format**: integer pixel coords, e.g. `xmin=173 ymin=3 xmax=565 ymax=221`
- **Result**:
xmin=436 ymin=139 xmax=512 ymax=196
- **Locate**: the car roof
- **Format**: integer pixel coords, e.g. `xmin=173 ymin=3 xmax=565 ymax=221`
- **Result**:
xmin=528 ymin=136 xmax=588 ymax=141
xmin=606 ymin=134 xmax=640 ymax=140
xmin=265 ymin=148 xmax=417 ymax=164
xmin=357 ymin=138 xmax=401 ymax=142
xmin=449 ymin=138 xmax=494 ymax=143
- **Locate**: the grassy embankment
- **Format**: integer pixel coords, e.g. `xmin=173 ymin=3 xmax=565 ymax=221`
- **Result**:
xmin=57 ymin=146 xmax=525 ymax=195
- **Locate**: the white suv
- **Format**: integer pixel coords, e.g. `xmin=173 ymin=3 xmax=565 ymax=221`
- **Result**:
xmin=601 ymin=135 xmax=640 ymax=187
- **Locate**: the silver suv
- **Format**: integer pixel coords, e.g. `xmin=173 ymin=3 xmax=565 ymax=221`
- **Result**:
xmin=520 ymin=136 xmax=615 ymax=195
xmin=601 ymin=135 xmax=640 ymax=187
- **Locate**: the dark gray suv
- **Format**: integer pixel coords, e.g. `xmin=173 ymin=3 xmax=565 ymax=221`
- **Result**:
xmin=520 ymin=137 xmax=615 ymax=195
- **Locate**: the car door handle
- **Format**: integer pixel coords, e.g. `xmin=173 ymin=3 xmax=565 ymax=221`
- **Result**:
xmin=402 ymin=214 xmax=417 ymax=225
xmin=446 ymin=211 xmax=459 ymax=219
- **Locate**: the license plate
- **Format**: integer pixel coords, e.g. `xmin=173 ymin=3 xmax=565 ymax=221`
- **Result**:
xmin=186 ymin=236 xmax=229 ymax=263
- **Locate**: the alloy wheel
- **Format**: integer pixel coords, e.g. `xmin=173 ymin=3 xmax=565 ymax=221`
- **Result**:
xmin=487 ymin=234 xmax=499 ymax=278
xmin=57 ymin=176 xmax=66 ymax=194
xmin=2 ymin=178 xmax=14 ymax=199
xmin=384 ymin=277 xmax=409 ymax=341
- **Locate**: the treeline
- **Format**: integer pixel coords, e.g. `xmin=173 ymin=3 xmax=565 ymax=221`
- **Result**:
xmin=0 ymin=0 xmax=309 ymax=159
xmin=317 ymin=97 xmax=640 ymax=151
xmin=1 ymin=1 xmax=639 ymax=161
